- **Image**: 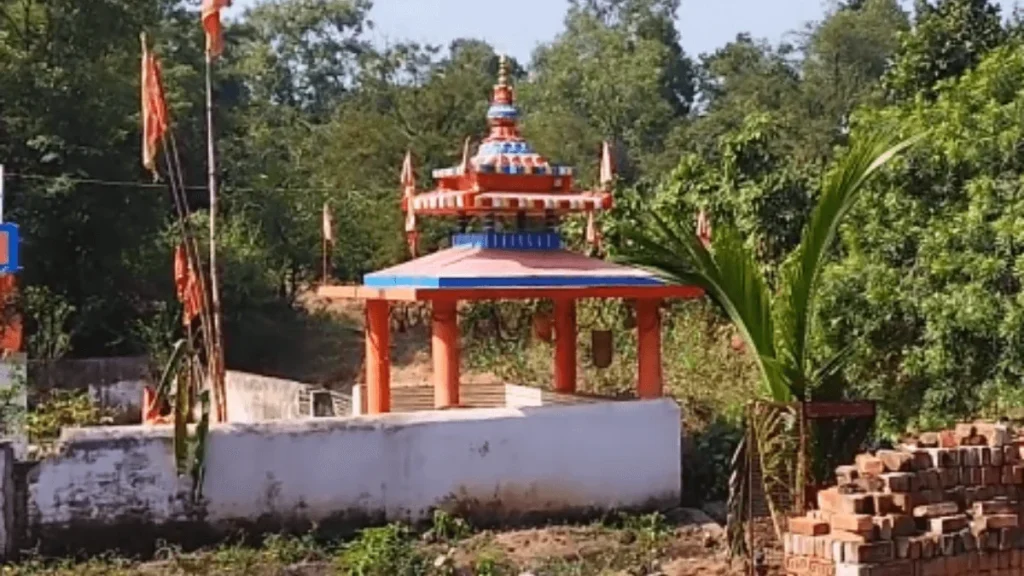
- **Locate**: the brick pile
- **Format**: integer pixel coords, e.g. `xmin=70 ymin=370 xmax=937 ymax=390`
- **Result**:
xmin=783 ymin=421 xmax=1024 ymax=575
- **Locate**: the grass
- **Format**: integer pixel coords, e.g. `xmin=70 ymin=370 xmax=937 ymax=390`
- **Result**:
xmin=0 ymin=511 xmax=723 ymax=576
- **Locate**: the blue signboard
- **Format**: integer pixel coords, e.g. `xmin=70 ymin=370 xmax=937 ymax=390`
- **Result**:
xmin=0 ymin=223 xmax=21 ymax=274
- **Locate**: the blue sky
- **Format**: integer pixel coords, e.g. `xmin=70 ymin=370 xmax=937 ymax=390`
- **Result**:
xmin=228 ymin=0 xmax=1020 ymax=61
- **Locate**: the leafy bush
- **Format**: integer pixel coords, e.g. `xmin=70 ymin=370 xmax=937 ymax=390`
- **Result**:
xmin=27 ymin=389 xmax=111 ymax=446
xmin=334 ymin=524 xmax=428 ymax=576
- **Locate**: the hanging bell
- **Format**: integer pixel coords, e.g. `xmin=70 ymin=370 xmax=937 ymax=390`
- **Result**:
xmin=532 ymin=311 xmax=553 ymax=343
xmin=591 ymin=329 xmax=614 ymax=369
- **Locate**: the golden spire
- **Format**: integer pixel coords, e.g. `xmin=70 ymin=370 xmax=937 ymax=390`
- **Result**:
xmin=498 ymin=54 xmax=509 ymax=87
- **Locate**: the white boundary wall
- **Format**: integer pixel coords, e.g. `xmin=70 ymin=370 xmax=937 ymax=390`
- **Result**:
xmin=22 ymin=399 xmax=681 ymax=539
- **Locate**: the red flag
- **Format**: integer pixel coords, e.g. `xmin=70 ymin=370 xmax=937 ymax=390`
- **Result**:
xmin=202 ymin=0 xmax=232 ymax=58
xmin=174 ymin=244 xmax=203 ymax=325
xmin=141 ymin=36 xmax=169 ymax=175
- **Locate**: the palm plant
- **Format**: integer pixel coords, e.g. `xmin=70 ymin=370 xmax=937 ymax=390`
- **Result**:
xmin=619 ymin=130 xmax=921 ymax=551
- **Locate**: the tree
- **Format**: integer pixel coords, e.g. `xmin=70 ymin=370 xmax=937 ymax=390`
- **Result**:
xmin=0 ymin=0 xmax=196 ymax=355
xmin=519 ymin=2 xmax=688 ymax=184
xmin=820 ymin=43 xmax=1024 ymax=433
xmin=799 ymin=0 xmax=909 ymax=147
xmin=883 ymin=0 xmax=1006 ymax=101
xmin=569 ymin=0 xmax=696 ymax=116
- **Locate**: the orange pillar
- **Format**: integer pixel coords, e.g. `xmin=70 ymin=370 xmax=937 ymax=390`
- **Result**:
xmin=636 ymin=298 xmax=663 ymax=399
xmin=432 ymin=299 xmax=460 ymax=408
xmin=365 ymin=299 xmax=391 ymax=414
xmin=553 ymin=298 xmax=577 ymax=393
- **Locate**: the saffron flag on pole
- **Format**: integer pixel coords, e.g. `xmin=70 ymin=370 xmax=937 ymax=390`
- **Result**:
xmin=599 ymin=141 xmax=614 ymax=190
xmin=201 ymin=0 xmax=232 ymax=58
xmin=141 ymin=35 xmax=169 ymax=175
xmin=322 ymin=202 xmax=334 ymax=244
xmin=174 ymin=244 xmax=203 ymax=325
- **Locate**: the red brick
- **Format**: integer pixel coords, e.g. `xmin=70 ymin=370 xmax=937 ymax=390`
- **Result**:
xmin=982 ymin=465 xmax=1003 ymax=486
xmin=1002 ymin=465 xmax=1015 ymax=485
xmin=1000 ymin=526 xmax=1022 ymax=550
xmin=842 ymin=540 xmax=894 ymax=563
xmin=889 ymin=492 xmax=916 ymax=514
xmin=790 ymin=515 xmax=830 ymax=536
xmin=939 ymin=429 xmax=958 ymax=448
xmin=975 ymin=422 xmax=1011 ymax=447
xmin=879 ymin=472 xmax=915 ymax=493
xmin=941 ymin=467 xmax=960 ymax=489
xmin=831 ymin=513 xmax=875 ymax=534
xmin=819 ymin=487 xmax=873 ymax=514
xmin=856 ymin=453 xmax=886 ymax=476
xmin=836 ymin=464 xmax=859 ymax=485
xmin=876 ymin=449 xmax=914 ymax=472
xmin=919 ymin=556 xmax=945 ymax=576
xmin=1013 ymin=465 xmax=1024 ymax=485
xmin=874 ymin=493 xmax=896 ymax=515
xmin=894 ymin=536 xmax=916 ymax=559
xmin=993 ymin=444 xmax=1006 ymax=466
xmin=973 ymin=514 xmax=1019 ymax=531
xmin=929 ymin=514 xmax=969 ymax=534
xmin=956 ymin=423 xmax=978 ymax=444
xmin=918 ymin=432 xmax=939 ymax=448
xmin=974 ymin=500 xmax=1017 ymax=516
xmin=908 ymin=449 xmax=934 ymax=471
xmin=918 ymin=469 xmax=942 ymax=490
xmin=913 ymin=501 xmax=960 ymax=518
xmin=830 ymin=529 xmax=870 ymax=542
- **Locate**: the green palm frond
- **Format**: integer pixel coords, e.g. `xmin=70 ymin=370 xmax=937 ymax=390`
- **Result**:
xmin=621 ymin=212 xmax=785 ymax=400
xmin=776 ymin=132 xmax=924 ymax=396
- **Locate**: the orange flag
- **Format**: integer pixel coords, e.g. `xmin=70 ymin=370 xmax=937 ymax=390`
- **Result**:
xmin=599 ymin=141 xmax=614 ymax=190
xmin=174 ymin=244 xmax=203 ymax=325
xmin=201 ymin=0 xmax=232 ymax=58
xmin=322 ymin=202 xmax=334 ymax=244
xmin=141 ymin=35 xmax=169 ymax=175
xmin=697 ymin=209 xmax=712 ymax=248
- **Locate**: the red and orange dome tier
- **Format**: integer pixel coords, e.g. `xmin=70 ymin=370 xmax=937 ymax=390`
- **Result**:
xmin=401 ymin=55 xmax=614 ymax=218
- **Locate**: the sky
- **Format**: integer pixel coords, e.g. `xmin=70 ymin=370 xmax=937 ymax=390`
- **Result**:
xmin=227 ymin=0 xmax=1020 ymax=62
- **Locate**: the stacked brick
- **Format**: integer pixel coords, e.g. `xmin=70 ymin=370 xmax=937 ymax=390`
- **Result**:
xmin=783 ymin=421 xmax=1024 ymax=575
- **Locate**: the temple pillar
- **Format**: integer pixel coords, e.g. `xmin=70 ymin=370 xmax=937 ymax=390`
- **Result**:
xmin=553 ymin=298 xmax=577 ymax=393
xmin=365 ymin=299 xmax=391 ymax=414
xmin=432 ymin=299 xmax=460 ymax=408
xmin=636 ymin=298 xmax=663 ymax=399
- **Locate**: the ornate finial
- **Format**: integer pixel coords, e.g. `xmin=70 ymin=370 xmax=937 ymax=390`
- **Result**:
xmin=498 ymin=54 xmax=509 ymax=87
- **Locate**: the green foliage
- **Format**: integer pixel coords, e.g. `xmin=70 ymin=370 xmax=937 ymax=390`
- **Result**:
xmin=334 ymin=524 xmax=428 ymax=576
xmin=683 ymin=418 xmax=743 ymax=504
xmin=822 ymin=42 xmax=1024 ymax=433
xmin=26 ymin=389 xmax=112 ymax=446
xmin=621 ymin=131 xmax=918 ymax=401
xmin=883 ymin=0 xmax=1006 ymax=100
xmin=427 ymin=509 xmax=472 ymax=543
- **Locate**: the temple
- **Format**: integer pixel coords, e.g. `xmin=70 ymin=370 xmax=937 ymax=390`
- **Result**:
xmin=317 ymin=56 xmax=703 ymax=413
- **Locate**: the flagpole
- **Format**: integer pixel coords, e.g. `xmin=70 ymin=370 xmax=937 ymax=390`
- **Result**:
xmin=204 ymin=51 xmax=225 ymax=422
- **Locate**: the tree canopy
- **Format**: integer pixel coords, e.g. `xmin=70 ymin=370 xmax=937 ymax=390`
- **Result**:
xmin=1 ymin=0 xmax=1020 ymax=432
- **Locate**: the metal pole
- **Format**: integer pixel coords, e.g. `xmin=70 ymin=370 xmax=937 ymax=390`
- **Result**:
xmin=205 ymin=53 xmax=225 ymax=422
